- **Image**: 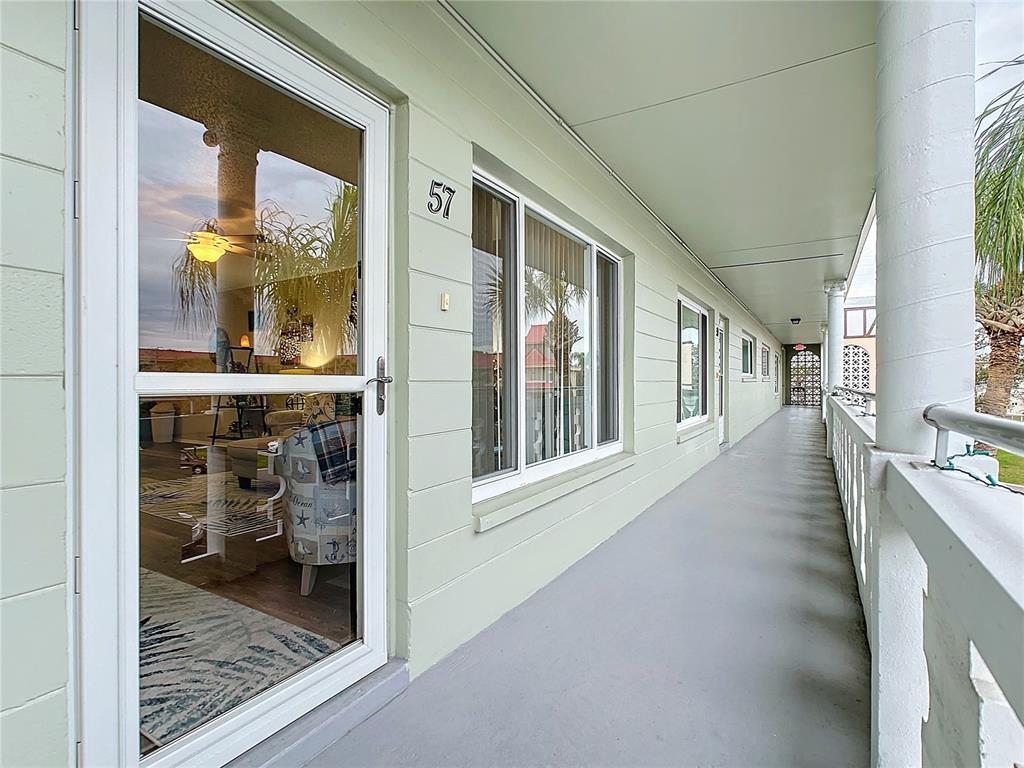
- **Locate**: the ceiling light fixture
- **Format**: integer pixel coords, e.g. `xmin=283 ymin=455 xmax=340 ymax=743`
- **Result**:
xmin=187 ymin=228 xmax=230 ymax=263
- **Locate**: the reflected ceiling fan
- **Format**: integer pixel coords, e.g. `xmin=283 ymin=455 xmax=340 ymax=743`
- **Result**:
xmin=149 ymin=218 xmax=265 ymax=263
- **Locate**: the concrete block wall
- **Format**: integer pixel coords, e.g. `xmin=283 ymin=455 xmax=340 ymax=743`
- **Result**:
xmin=249 ymin=0 xmax=783 ymax=676
xmin=0 ymin=1 xmax=71 ymax=765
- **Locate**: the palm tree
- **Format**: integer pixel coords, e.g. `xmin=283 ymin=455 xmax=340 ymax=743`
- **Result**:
xmin=253 ymin=182 xmax=360 ymax=353
xmin=173 ymin=183 xmax=360 ymax=369
xmin=975 ymin=55 xmax=1024 ymax=418
xmin=525 ymin=263 xmax=587 ymax=452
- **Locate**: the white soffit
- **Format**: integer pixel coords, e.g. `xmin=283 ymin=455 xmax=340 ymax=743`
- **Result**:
xmin=450 ymin=1 xmax=877 ymax=344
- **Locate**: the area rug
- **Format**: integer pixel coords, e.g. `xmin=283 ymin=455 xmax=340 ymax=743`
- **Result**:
xmin=139 ymin=472 xmax=282 ymax=538
xmin=139 ymin=569 xmax=341 ymax=747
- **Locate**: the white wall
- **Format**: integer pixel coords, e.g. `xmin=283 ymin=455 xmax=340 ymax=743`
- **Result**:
xmin=0 ymin=1 xmax=71 ymax=765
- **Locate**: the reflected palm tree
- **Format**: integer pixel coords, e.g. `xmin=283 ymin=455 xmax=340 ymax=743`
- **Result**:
xmin=172 ymin=183 xmax=360 ymax=363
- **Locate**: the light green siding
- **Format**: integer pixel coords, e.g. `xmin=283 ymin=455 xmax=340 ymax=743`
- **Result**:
xmin=0 ymin=0 xmax=70 ymax=764
xmin=241 ymin=0 xmax=784 ymax=675
xmin=0 ymin=3 xmax=788 ymax=762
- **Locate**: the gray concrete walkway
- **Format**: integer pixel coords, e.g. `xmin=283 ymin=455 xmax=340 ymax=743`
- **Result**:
xmin=312 ymin=408 xmax=870 ymax=767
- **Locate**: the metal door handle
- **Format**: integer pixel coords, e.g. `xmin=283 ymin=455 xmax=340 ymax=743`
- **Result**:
xmin=368 ymin=357 xmax=392 ymax=415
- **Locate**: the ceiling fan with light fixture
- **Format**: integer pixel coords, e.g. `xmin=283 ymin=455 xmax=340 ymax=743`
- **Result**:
xmin=147 ymin=218 xmax=265 ymax=263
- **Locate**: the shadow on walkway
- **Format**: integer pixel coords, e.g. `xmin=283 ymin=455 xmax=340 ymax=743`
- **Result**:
xmin=311 ymin=407 xmax=869 ymax=767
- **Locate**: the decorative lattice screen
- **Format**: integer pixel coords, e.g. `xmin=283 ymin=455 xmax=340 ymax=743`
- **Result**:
xmin=843 ymin=344 xmax=871 ymax=391
xmin=789 ymin=349 xmax=822 ymax=407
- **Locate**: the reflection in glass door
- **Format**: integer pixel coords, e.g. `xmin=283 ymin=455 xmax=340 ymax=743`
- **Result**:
xmin=716 ymin=323 xmax=726 ymax=444
xmin=135 ymin=12 xmax=383 ymax=758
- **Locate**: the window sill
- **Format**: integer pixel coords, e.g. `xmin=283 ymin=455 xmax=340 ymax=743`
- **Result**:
xmin=472 ymin=452 xmax=636 ymax=533
xmin=677 ymin=420 xmax=715 ymax=444
xmin=741 ymin=375 xmax=756 ymax=382
xmin=676 ymin=414 xmax=708 ymax=432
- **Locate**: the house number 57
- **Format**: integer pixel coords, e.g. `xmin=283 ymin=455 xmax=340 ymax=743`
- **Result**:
xmin=427 ymin=180 xmax=456 ymax=219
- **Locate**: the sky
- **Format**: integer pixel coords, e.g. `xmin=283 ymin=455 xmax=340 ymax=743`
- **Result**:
xmin=138 ymin=101 xmax=348 ymax=351
xmin=975 ymin=0 xmax=1024 ymax=118
xmin=847 ymin=0 xmax=1023 ymax=302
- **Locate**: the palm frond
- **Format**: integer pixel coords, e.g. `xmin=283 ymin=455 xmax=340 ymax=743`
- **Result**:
xmin=171 ymin=236 xmax=218 ymax=330
xmin=975 ymin=54 xmax=1024 ymax=302
xmin=172 ymin=182 xmax=360 ymax=353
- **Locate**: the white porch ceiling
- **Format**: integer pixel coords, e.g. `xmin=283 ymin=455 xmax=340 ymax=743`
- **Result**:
xmin=450 ymin=1 xmax=877 ymax=344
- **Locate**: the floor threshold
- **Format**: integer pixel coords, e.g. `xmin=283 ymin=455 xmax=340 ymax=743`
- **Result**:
xmin=226 ymin=659 xmax=409 ymax=768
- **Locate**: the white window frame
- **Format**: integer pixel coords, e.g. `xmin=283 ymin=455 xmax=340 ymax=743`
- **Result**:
xmin=676 ymin=294 xmax=710 ymax=430
xmin=741 ymin=333 xmax=756 ymax=377
xmin=715 ymin=318 xmax=728 ymax=444
xmin=78 ymin=3 xmax=390 ymax=766
xmin=774 ymin=352 xmax=781 ymax=395
xmin=761 ymin=343 xmax=770 ymax=380
xmin=471 ymin=169 xmax=623 ymax=503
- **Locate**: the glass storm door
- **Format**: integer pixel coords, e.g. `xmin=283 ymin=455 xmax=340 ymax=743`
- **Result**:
xmin=716 ymin=323 xmax=726 ymax=444
xmin=121 ymin=3 xmax=388 ymax=764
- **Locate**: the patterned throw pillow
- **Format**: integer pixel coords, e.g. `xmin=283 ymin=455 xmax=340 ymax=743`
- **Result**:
xmin=301 ymin=393 xmax=336 ymax=424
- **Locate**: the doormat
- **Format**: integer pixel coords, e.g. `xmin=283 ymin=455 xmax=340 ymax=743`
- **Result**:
xmin=139 ymin=569 xmax=341 ymax=748
xmin=139 ymin=473 xmax=282 ymax=538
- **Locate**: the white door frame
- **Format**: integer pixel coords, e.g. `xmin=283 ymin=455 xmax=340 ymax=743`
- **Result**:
xmin=716 ymin=319 xmax=727 ymax=444
xmin=77 ymin=3 xmax=390 ymax=766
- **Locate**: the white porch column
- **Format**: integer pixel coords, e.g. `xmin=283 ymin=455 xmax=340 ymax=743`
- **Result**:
xmin=821 ymin=325 xmax=829 ymax=424
xmin=872 ymin=4 xmax=976 ymax=768
xmin=825 ymin=280 xmax=847 ymax=393
xmin=874 ymin=0 xmax=976 ymax=456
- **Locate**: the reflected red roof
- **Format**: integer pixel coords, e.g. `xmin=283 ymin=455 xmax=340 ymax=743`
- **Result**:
xmin=525 ymin=324 xmax=547 ymax=345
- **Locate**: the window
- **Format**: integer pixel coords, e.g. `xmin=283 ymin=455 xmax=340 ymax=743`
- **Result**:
xmin=471 ymin=181 xmax=517 ymax=480
xmin=596 ymin=253 xmax=620 ymax=444
xmin=844 ymin=306 xmax=877 ymax=338
xmin=741 ymin=334 xmax=756 ymax=376
xmin=761 ymin=344 xmax=770 ymax=378
xmin=472 ymin=172 xmax=622 ymax=499
xmin=524 ymin=212 xmax=591 ymax=463
xmin=677 ymin=296 xmax=708 ymax=426
xmin=774 ymin=353 xmax=780 ymax=394
xmin=138 ymin=19 xmax=363 ymax=377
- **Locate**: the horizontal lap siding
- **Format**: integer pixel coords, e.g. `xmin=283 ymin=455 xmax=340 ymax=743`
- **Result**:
xmin=191 ymin=1 xmax=785 ymax=677
xmin=0 ymin=1 xmax=70 ymax=765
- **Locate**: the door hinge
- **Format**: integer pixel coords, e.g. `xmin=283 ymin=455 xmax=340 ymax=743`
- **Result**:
xmin=73 ymin=180 xmax=80 ymax=220
xmin=73 ymin=555 xmax=81 ymax=595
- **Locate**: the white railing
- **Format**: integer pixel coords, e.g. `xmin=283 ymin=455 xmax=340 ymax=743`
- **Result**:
xmin=828 ymin=394 xmax=875 ymax=610
xmin=834 ymin=385 xmax=876 ymax=414
xmin=826 ymin=395 xmax=1024 ymax=768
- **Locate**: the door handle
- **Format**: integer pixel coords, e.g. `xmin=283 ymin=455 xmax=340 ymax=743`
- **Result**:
xmin=366 ymin=356 xmax=393 ymax=415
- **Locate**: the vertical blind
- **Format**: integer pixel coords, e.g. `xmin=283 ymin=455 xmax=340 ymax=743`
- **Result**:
xmin=524 ymin=213 xmax=590 ymax=463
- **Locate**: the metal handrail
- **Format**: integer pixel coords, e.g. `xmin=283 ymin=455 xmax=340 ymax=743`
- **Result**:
xmin=834 ymin=386 xmax=876 ymax=401
xmin=923 ymin=403 xmax=1024 ymax=465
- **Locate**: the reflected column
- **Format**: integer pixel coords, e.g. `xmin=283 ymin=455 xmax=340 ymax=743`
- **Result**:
xmin=204 ymin=123 xmax=259 ymax=363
